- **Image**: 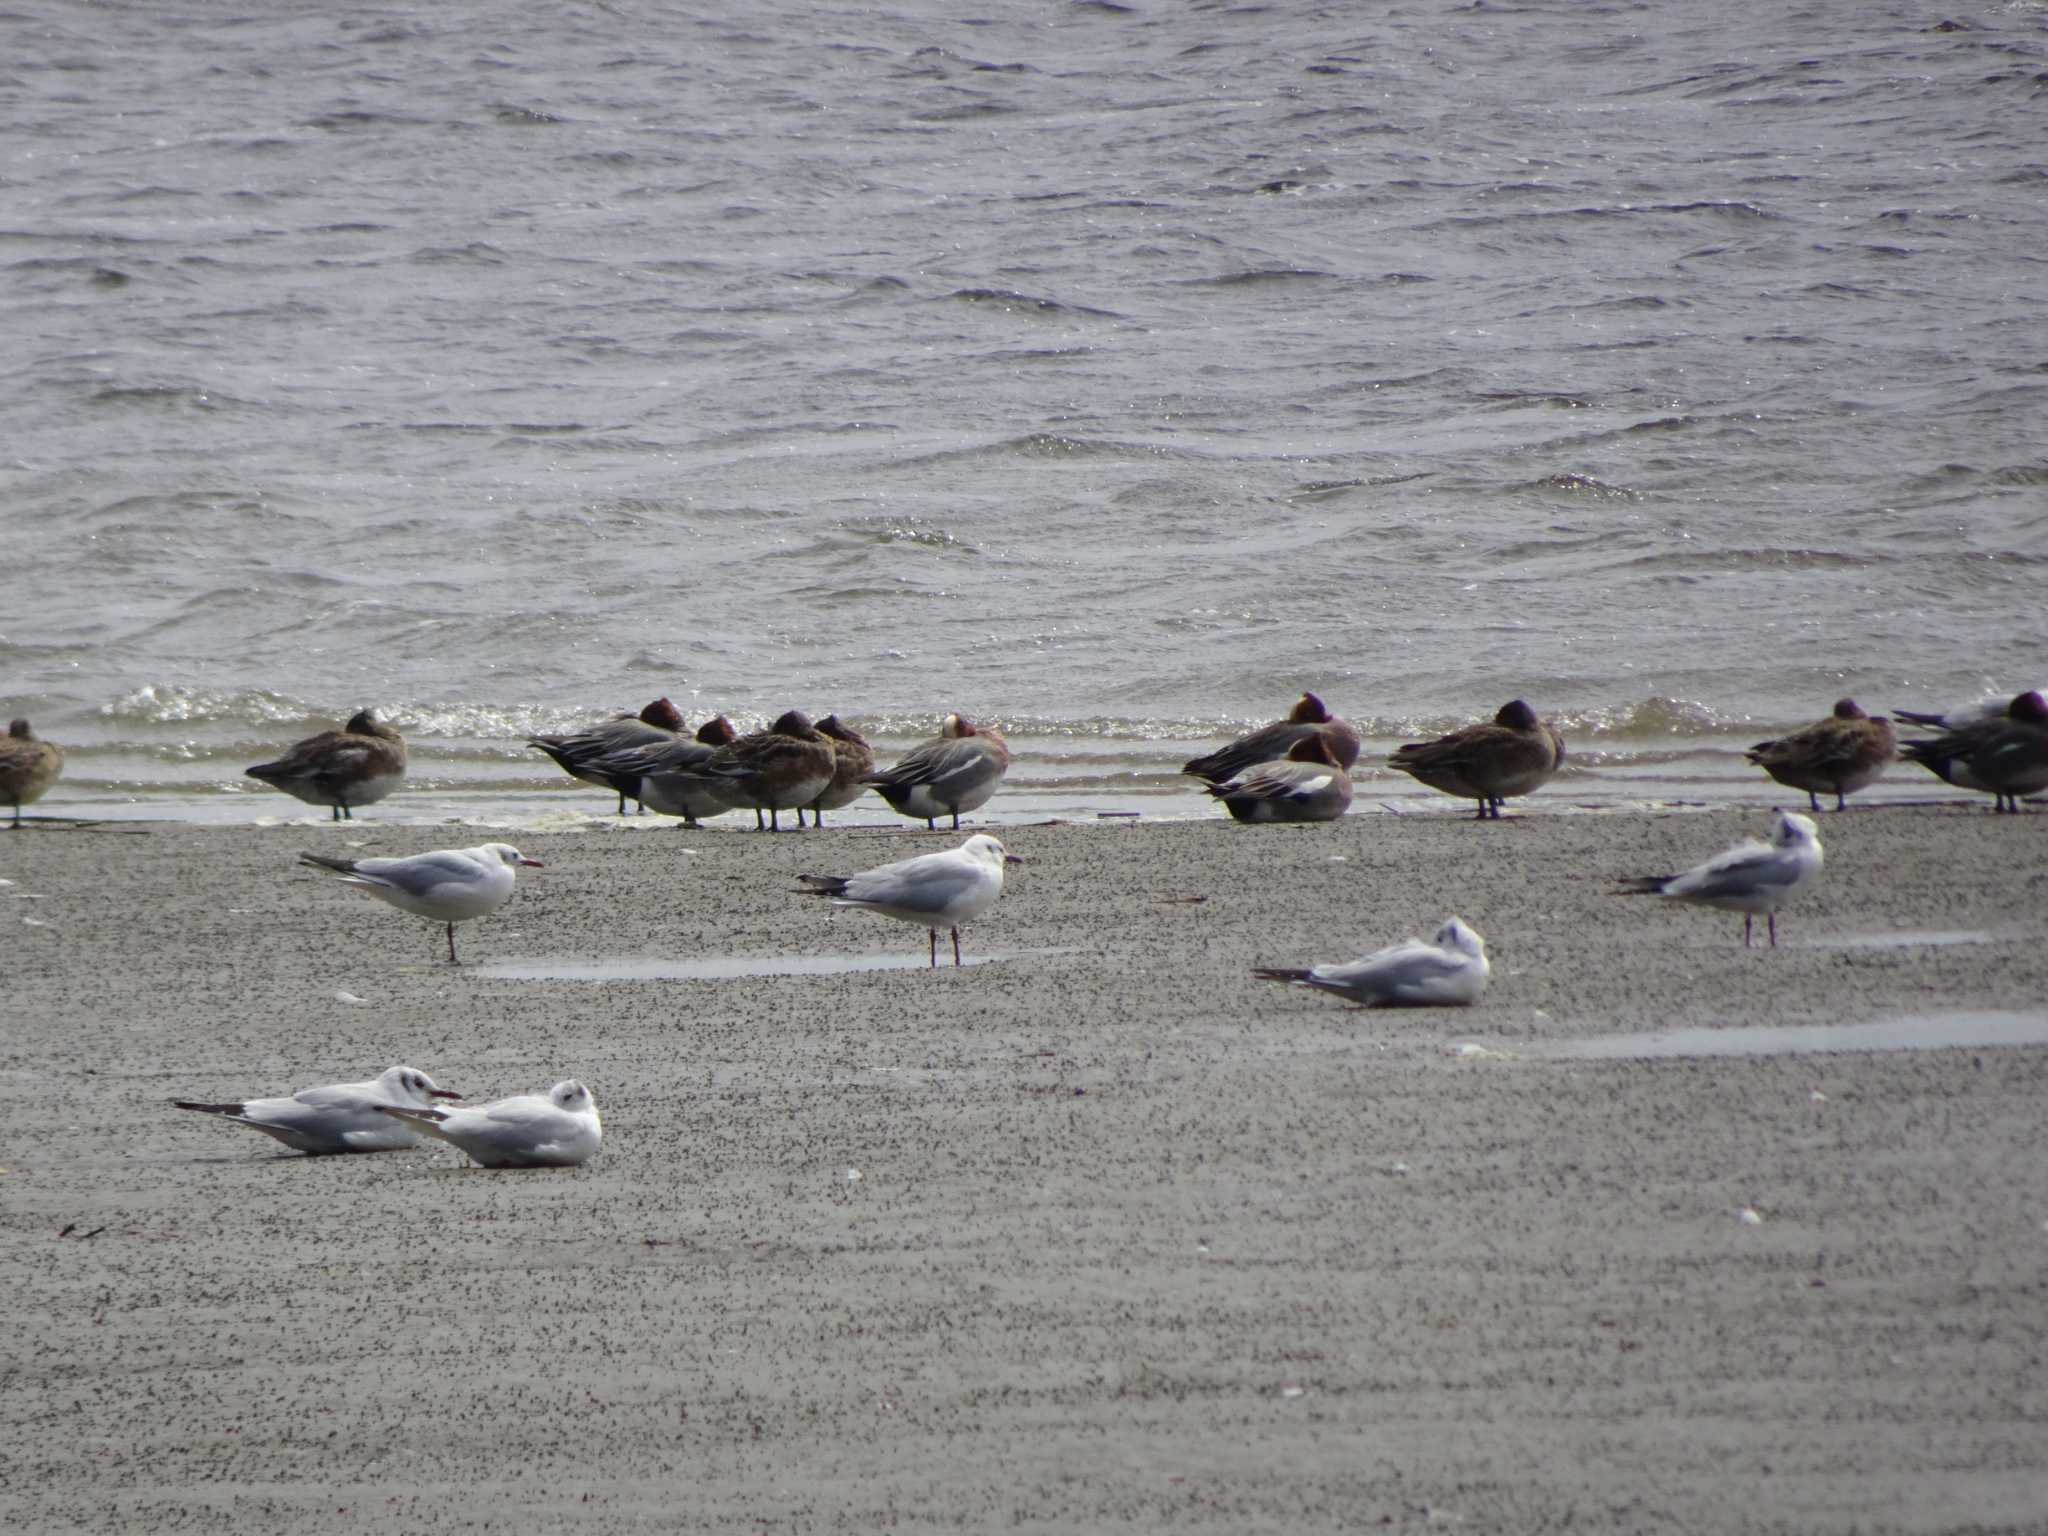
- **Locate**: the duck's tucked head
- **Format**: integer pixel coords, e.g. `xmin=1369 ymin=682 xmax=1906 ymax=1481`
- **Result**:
xmin=8 ymin=719 xmax=32 ymax=739
xmin=1831 ymin=698 xmax=1868 ymax=720
xmin=345 ymin=708 xmax=400 ymax=739
xmin=643 ymin=697 xmax=685 ymax=731
xmin=2011 ymin=691 xmax=2048 ymax=725
xmin=770 ymin=709 xmax=819 ymax=739
xmin=1495 ymin=700 xmax=1539 ymax=731
xmin=816 ymin=715 xmax=866 ymax=744
xmin=1286 ymin=731 xmax=1342 ymax=767
xmin=697 ymin=715 xmax=738 ymax=746
xmin=1289 ymin=692 xmax=1331 ymax=724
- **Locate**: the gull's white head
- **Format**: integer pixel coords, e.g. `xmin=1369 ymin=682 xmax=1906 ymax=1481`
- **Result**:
xmin=1772 ymin=811 xmax=1820 ymax=849
xmin=961 ymin=833 xmax=1022 ymax=868
xmin=549 ymin=1079 xmax=596 ymax=1114
xmin=1434 ymin=917 xmax=1486 ymax=958
xmin=484 ymin=843 xmax=545 ymax=869
xmin=378 ymin=1065 xmax=462 ymax=1105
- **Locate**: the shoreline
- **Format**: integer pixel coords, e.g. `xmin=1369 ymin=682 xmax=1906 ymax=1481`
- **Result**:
xmin=4 ymin=807 xmax=2046 ymax=1531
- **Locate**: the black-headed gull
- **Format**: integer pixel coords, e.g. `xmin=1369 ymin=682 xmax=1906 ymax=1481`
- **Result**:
xmin=1253 ymin=917 xmax=1490 ymax=1006
xmin=245 ymin=709 xmax=407 ymax=821
xmin=378 ymin=1079 xmax=602 ymax=1167
xmin=864 ymin=713 xmax=1011 ymax=830
xmin=1389 ymin=699 xmax=1564 ymax=819
xmin=172 ymin=1064 xmax=462 ymax=1155
xmin=1619 ymin=810 xmax=1824 ymax=946
xmin=797 ymin=832 xmax=1022 ymax=967
xmin=1899 ymin=690 xmax=2048 ymax=813
xmin=1 ymin=718 xmax=64 ymax=827
xmin=527 ymin=697 xmax=685 ymax=814
xmin=1183 ymin=691 xmax=1362 ymax=784
xmin=1744 ymin=699 xmax=1895 ymax=812
xmin=298 ymin=842 xmax=543 ymax=963
xmin=1206 ymin=731 xmax=1353 ymax=823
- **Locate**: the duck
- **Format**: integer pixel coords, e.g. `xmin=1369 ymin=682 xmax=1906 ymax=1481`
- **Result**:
xmin=692 ymin=710 xmax=837 ymax=831
xmin=1744 ymin=698 xmax=1894 ymax=812
xmin=1899 ymin=689 xmax=2048 ymax=813
xmin=526 ymin=697 xmax=684 ymax=814
xmin=802 ymin=715 xmax=876 ymax=828
xmin=1388 ymin=699 xmax=1563 ymax=819
xmin=0 ymin=718 xmax=65 ymax=828
xmin=865 ymin=713 xmax=1012 ymax=830
xmin=1205 ymin=731 xmax=1353 ymax=823
xmin=245 ymin=709 xmax=406 ymax=821
xmin=1182 ymin=691 xmax=1362 ymax=784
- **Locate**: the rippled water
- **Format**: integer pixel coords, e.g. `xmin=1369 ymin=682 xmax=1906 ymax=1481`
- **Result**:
xmin=4 ymin=1 xmax=2043 ymax=821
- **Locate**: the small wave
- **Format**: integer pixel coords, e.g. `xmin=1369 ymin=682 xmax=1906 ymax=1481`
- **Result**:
xmin=938 ymin=287 xmax=1122 ymax=319
xmin=410 ymin=242 xmax=510 ymax=265
xmin=832 ymin=516 xmax=977 ymax=553
xmin=1181 ymin=268 xmax=1341 ymax=287
xmin=1552 ymin=697 xmax=1732 ymax=737
xmin=305 ymin=110 xmax=435 ymax=130
xmin=1511 ymin=473 xmax=1640 ymax=499
xmin=101 ymin=684 xmax=319 ymax=728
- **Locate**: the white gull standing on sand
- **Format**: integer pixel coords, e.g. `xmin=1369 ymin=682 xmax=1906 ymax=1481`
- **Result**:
xmin=378 ymin=1079 xmax=602 ymax=1167
xmin=298 ymin=843 xmax=542 ymax=963
xmin=1253 ymin=917 xmax=1490 ymax=1006
xmin=797 ymin=832 xmax=1022 ymax=967
xmin=171 ymin=1065 xmax=462 ymax=1155
xmin=1618 ymin=810 xmax=1824 ymax=947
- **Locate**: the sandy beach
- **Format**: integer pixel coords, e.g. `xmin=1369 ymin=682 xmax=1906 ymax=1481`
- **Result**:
xmin=3 ymin=804 xmax=2045 ymax=1532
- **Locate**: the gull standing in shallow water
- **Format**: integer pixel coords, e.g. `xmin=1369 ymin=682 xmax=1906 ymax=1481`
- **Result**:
xmin=1744 ymin=698 xmax=1895 ymax=812
xmin=1253 ymin=918 xmax=1490 ymax=1007
xmin=1183 ymin=691 xmax=1363 ymax=785
xmin=797 ymin=833 xmax=1021 ymax=967
xmin=1206 ymin=732 xmax=1353 ymax=823
xmin=1898 ymin=690 xmax=2048 ymax=813
xmin=1619 ymin=810 xmax=1824 ymax=947
xmin=171 ymin=1065 xmax=462 ymax=1155
xmin=1 ymin=718 xmax=65 ymax=827
xmin=245 ymin=709 xmax=407 ymax=821
xmin=298 ymin=843 xmax=542 ymax=963
xmin=1389 ymin=699 xmax=1563 ymax=819
xmin=379 ymin=1080 xmax=601 ymax=1168
xmin=865 ymin=713 xmax=1011 ymax=830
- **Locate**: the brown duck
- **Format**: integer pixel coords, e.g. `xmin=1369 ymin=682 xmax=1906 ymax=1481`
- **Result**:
xmin=1744 ymin=698 xmax=1895 ymax=812
xmin=1388 ymin=699 xmax=1562 ymax=819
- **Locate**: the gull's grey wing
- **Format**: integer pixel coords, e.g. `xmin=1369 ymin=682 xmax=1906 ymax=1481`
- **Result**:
xmin=841 ymin=852 xmax=986 ymax=914
xmin=1670 ymin=843 xmax=1799 ymax=901
xmin=1315 ymin=939 xmax=1460 ymax=992
xmin=350 ymin=849 xmax=487 ymax=895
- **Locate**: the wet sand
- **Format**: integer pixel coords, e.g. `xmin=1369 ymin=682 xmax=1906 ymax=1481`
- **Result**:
xmin=3 ymin=805 xmax=2046 ymax=1532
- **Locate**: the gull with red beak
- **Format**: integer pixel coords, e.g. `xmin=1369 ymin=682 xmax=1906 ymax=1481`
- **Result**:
xmin=172 ymin=1065 xmax=463 ymax=1155
xmin=298 ymin=842 xmax=544 ymax=963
